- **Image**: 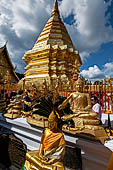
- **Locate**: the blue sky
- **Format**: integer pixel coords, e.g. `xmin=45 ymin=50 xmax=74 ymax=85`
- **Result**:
xmin=0 ymin=0 xmax=113 ymax=81
xmin=80 ymin=0 xmax=113 ymax=74
xmin=81 ymin=42 xmax=113 ymax=70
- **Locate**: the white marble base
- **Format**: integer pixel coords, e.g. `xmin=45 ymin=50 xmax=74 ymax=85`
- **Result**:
xmin=0 ymin=114 xmax=113 ymax=170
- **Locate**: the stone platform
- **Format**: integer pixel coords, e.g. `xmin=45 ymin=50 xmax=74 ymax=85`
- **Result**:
xmin=0 ymin=114 xmax=113 ymax=170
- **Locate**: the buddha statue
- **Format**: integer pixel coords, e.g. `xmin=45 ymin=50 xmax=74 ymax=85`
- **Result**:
xmin=25 ymin=110 xmax=66 ymax=170
xmin=3 ymin=94 xmax=23 ymax=119
xmin=58 ymin=77 xmax=108 ymax=143
xmin=59 ymin=76 xmax=96 ymax=119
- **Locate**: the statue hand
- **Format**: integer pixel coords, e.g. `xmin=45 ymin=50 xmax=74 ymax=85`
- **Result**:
xmin=42 ymin=160 xmax=49 ymax=165
xmin=79 ymin=108 xmax=86 ymax=111
xmin=38 ymin=152 xmax=45 ymax=161
xmin=41 ymin=158 xmax=52 ymax=165
xmin=39 ymin=154 xmax=43 ymax=159
xmin=83 ymin=108 xmax=88 ymax=111
xmin=47 ymin=158 xmax=55 ymax=165
xmin=76 ymin=110 xmax=89 ymax=115
xmin=61 ymin=116 xmax=66 ymax=121
xmin=73 ymin=113 xmax=81 ymax=117
xmin=58 ymin=105 xmax=63 ymax=110
xmin=61 ymin=114 xmax=74 ymax=121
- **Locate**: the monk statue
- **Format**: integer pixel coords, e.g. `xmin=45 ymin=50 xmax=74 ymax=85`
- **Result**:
xmin=58 ymin=76 xmax=108 ymax=144
xmin=25 ymin=110 xmax=66 ymax=170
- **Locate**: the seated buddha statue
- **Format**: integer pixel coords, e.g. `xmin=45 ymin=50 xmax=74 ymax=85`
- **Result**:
xmin=3 ymin=94 xmax=23 ymax=119
xmin=25 ymin=110 xmax=66 ymax=170
xmin=58 ymin=77 xmax=108 ymax=143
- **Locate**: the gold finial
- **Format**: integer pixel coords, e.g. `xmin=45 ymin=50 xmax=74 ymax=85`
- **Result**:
xmin=51 ymin=0 xmax=60 ymax=17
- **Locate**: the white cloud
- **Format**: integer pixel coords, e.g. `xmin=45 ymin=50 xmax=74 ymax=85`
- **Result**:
xmin=81 ymin=65 xmax=105 ymax=81
xmin=81 ymin=62 xmax=113 ymax=81
xmin=104 ymin=62 xmax=113 ymax=77
xmin=0 ymin=0 xmax=113 ymax=74
xmin=0 ymin=0 xmax=53 ymax=73
xmin=60 ymin=0 xmax=113 ymax=61
xmin=11 ymin=0 xmax=51 ymax=38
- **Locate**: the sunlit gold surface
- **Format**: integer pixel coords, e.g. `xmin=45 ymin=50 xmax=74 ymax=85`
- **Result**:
xmin=22 ymin=0 xmax=82 ymax=90
xmin=27 ymin=114 xmax=48 ymax=128
xmin=3 ymin=100 xmax=23 ymax=119
xmin=59 ymin=77 xmax=108 ymax=143
xmin=25 ymin=110 xmax=65 ymax=170
xmin=59 ymin=77 xmax=92 ymax=112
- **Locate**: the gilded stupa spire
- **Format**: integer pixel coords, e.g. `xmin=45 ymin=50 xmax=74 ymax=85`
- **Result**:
xmin=23 ymin=0 xmax=75 ymax=54
xmin=51 ymin=0 xmax=59 ymax=17
xmin=23 ymin=0 xmax=82 ymax=85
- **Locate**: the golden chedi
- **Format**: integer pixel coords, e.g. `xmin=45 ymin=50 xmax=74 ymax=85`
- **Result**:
xmin=22 ymin=0 xmax=82 ymax=90
xmin=25 ymin=110 xmax=66 ymax=170
xmin=58 ymin=77 xmax=108 ymax=144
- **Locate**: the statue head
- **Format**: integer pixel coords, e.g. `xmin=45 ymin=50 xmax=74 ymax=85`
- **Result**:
xmin=72 ymin=73 xmax=78 ymax=82
xmin=75 ymin=76 xmax=83 ymax=92
xmin=48 ymin=110 xmax=59 ymax=130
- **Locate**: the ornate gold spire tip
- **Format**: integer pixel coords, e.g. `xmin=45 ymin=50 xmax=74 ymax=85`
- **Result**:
xmin=52 ymin=0 xmax=59 ymax=16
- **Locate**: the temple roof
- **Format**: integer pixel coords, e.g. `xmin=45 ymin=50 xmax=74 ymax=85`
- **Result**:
xmin=0 ymin=44 xmax=14 ymax=70
xmin=0 ymin=44 xmax=19 ymax=81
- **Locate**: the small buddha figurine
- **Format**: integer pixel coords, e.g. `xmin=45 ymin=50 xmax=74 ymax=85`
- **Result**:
xmin=58 ymin=77 xmax=108 ymax=143
xmin=25 ymin=110 xmax=66 ymax=170
xmin=3 ymin=94 xmax=23 ymax=119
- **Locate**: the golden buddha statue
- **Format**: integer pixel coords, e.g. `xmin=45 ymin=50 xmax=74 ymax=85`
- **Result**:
xmin=25 ymin=110 xmax=66 ymax=170
xmin=3 ymin=94 xmax=23 ymax=119
xmin=59 ymin=76 xmax=96 ymax=119
xmin=58 ymin=76 xmax=108 ymax=143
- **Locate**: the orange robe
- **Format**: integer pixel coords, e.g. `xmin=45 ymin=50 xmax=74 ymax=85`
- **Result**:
xmin=43 ymin=129 xmax=65 ymax=151
xmin=107 ymin=153 xmax=113 ymax=170
xmin=25 ymin=128 xmax=65 ymax=170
